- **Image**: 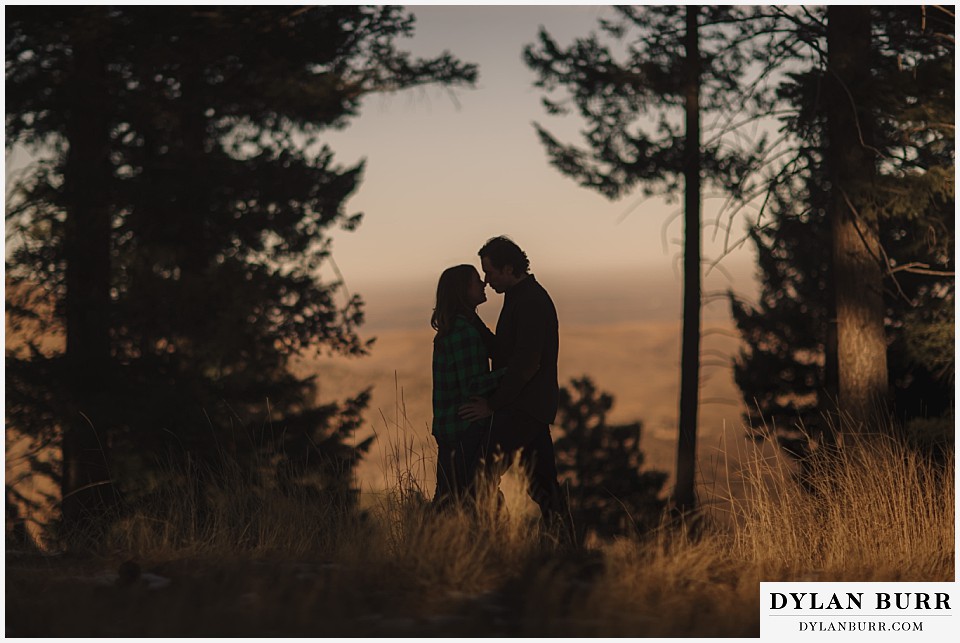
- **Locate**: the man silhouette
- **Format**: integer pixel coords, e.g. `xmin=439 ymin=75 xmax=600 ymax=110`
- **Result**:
xmin=460 ymin=236 xmax=569 ymax=533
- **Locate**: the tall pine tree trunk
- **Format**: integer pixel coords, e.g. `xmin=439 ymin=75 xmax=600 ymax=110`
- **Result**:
xmin=61 ymin=11 xmax=117 ymax=532
xmin=826 ymin=6 xmax=889 ymax=432
xmin=674 ymin=5 xmax=701 ymax=512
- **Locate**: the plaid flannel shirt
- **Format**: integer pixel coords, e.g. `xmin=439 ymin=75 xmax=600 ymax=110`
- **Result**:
xmin=432 ymin=314 xmax=503 ymax=442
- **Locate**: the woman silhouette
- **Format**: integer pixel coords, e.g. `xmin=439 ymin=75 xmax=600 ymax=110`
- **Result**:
xmin=430 ymin=264 xmax=501 ymax=509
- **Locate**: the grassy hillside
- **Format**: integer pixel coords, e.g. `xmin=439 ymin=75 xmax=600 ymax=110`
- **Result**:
xmin=294 ymin=319 xmax=750 ymax=508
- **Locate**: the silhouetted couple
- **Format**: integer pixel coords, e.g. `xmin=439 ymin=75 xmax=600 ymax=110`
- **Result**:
xmin=430 ymin=236 xmax=569 ymax=538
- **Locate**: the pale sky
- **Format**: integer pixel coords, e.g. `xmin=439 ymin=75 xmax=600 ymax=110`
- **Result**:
xmin=319 ymin=5 xmax=759 ymax=329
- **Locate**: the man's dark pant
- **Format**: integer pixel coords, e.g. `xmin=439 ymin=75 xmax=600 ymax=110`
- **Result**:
xmin=478 ymin=406 xmax=567 ymax=521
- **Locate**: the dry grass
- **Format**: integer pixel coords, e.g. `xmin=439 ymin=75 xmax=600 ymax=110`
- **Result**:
xmin=5 ymin=414 xmax=954 ymax=637
xmin=730 ymin=430 xmax=955 ymax=582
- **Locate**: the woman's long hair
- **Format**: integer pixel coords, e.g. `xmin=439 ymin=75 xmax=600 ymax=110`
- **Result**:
xmin=431 ymin=264 xmax=479 ymax=338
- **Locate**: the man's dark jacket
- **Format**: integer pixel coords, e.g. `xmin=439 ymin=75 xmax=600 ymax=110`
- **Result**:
xmin=487 ymin=274 xmax=559 ymax=424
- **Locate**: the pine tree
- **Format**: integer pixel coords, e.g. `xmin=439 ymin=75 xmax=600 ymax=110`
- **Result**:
xmin=826 ymin=6 xmax=890 ymax=431
xmin=6 ymin=6 xmax=478 ymax=532
xmin=553 ymin=377 xmax=667 ymax=540
xmin=523 ymin=6 xmax=759 ymax=512
xmin=730 ymin=6 xmax=954 ymax=453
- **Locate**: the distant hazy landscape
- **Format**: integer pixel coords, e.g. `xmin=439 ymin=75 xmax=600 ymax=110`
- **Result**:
xmin=295 ymin=268 xmax=759 ymax=507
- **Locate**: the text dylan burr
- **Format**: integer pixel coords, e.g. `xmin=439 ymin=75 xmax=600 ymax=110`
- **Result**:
xmin=770 ymin=592 xmax=951 ymax=611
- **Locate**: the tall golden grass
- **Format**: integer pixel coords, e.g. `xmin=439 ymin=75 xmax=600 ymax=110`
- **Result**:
xmin=730 ymin=430 xmax=954 ymax=581
xmin=6 ymin=411 xmax=954 ymax=637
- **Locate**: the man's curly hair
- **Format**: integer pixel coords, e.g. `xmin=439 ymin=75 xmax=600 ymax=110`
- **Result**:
xmin=478 ymin=236 xmax=530 ymax=275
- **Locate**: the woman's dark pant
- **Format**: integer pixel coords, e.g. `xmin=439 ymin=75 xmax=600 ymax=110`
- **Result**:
xmin=433 ymin=425 xmax=484 ymax=509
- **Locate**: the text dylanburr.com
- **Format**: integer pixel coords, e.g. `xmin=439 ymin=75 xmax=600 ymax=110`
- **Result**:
xmin=760 ymin=582 xmax=955 ymax=639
